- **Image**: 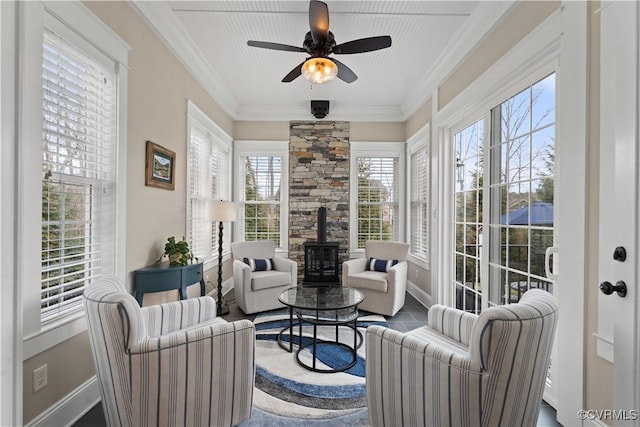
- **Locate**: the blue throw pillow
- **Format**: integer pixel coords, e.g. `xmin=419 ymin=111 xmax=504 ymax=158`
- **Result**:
xmin=244 ymin=257 xmax=272 ymax=272
xmin=369 ymin=258 xmax=399 ymax=272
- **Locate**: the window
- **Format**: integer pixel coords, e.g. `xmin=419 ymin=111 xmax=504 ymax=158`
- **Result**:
xmin=242 ymin=156 xmax=282 ymax=246
xmin=451 ymin=73 xmax=556 ymax=314
xmin=234 ymin=141 xmax=288 ymax=251
xmin=40 ymin=29 xmax=117 ymax=323
xmin=453 ymin=119 xmax=485 ymax=313
xmin=20 ymin=1 xmax=127 ymax=355
xmin=407 ymin=127 xmax=430 ymax=264
xmin=487 ymin=73 xmax=555 ymax=305
xmin=351 ymin=142 xmax=405 ymax=251
xmin=187 ymin=102 xmax=232 ymax=262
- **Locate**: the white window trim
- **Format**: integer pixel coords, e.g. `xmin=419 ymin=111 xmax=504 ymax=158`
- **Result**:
xmin=432 ymin=5 xmax=591 ymax=417
xmin=234 ymin=140 xmax=289 ymax=254
xmin=434 ymin=9 xmax=561 ymax=309
xmin=186 ymin=100 xmax=233 ymax=271
xmin=407 ymin=124 xmax=430 ymax=270
xmin=349 ymin=141 xmax=406 ymax=258
xmin=1 ymin=2 xmax=20 ymax=424
xmin=19 ymin=1 xmax=129 ymax=358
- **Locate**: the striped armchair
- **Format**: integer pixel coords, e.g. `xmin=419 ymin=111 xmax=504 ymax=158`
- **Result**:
xmin=366 ymin=289 xmax=558 ymax=427
xmin=84 ymin=277 xmax=255 ymax=426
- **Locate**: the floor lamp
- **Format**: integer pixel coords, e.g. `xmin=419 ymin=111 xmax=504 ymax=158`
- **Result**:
xmin=210 ymin=200 xmax=237 ymax=315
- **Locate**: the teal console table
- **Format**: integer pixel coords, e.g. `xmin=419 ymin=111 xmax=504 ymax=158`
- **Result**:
xmin=134 ymin=261 xmax=205 ymax=305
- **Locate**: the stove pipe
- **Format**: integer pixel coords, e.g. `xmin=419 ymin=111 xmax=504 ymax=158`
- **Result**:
xmin=317 ymin=207 xmax=327 ymax=243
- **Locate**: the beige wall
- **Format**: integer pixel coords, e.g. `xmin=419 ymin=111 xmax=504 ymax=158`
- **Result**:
xmin=405 ymin=98 xmax=432 ymax=139
xmin=438 ymin=1 xmax=559 ymax=111
xmin=23 ymin=2 xmax=234 ymax=422
xmin=23 ymin=333 xmax=95 ymax=422
xmin=404 ymin=98 xmax=433 ymax=297
xmin=349 ymin=121 xmax=405 ymax=142
xmin=407 ymin=263 xmax=431 ymax=296
xmin=83 ymin=1 xmax=234 ymax=290
xmin=234 ymin=121 xmax=289 ymax=141
xmin=234 ymin=120 xmax=405 ymax=142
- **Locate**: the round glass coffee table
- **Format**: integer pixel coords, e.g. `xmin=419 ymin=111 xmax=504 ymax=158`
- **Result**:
xmin=277 ymin=285 xmax=364 ymax=373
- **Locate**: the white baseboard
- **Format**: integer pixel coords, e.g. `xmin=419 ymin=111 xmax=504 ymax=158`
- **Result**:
xmin=26 ymin=376 xmax=100 ymax=427
xmin=222 ymin=277 xmax=233 ymax=296
xmin=206 ymin=277 xmax=234 ymax=298
xmin=407 ymin=280 xmax=433 ymax=309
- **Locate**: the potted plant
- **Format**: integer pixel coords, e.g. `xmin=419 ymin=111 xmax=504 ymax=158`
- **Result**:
xmin=159 ymin=236 xmax=194 ymax=266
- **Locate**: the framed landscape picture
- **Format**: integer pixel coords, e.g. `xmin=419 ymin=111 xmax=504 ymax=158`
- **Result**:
xmin=145 ymin=140 xmax=175 ymax=190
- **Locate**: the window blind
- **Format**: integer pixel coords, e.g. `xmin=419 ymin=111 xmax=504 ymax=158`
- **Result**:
xmin=188 ymin=122 xmax=229 ymax=261
xmin=356 ymin=157 xmax=399 ymax=248
xmin=243 ymin=156 xmax=281 ymax=246
xmin=410 ymin=150 xmax=429 ymax=258
xmin=41 ymin=29 xmax=117 ymax=322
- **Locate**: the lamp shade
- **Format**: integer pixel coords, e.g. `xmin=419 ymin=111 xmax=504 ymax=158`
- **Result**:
xmin=301 ymin=57 xmax=338 ymax=84
xmin=210 ymin=200 xmax=237 ymax=222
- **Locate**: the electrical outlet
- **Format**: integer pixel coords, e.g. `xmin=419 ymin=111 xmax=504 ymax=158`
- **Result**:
xmin=33 ymin=364 xmax=47 ymax=392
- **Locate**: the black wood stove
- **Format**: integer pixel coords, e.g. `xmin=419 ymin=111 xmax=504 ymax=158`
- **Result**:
xmin=303 ymin=207 xmax=341 ymax=284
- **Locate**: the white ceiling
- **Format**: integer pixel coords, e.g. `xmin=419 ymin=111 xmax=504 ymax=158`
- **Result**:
xmin=132 ymin=1 xmax=515 ymax=122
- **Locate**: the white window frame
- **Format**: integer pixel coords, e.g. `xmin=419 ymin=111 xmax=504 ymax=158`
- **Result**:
xmin=1 ymin=3 xmax=20 ymax=424
xmin=234 ymin=140 xmax=289 ymax=254
xmin=435 ymin=11 xmax=561 ymax=309
xmin=19 ymin=1 xmax=129 ymax=358
xmin=407 ymin=125 xmax=430 ymax=269
xmin=186 ymin=101 xmax=232 ymax=270
xmin=349 ymin=141 xmax=406 ymax=257
xmin=432 ymin=6 xmax=592 ymax=415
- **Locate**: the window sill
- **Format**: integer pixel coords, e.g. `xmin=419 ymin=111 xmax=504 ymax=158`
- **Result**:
xmin=407 ymin=254 xmax=430 ymax=270
xmin=202 ymin=250 xmax=233 ymax=272
xmin=23 ymin=311 xmax=87 ymax=360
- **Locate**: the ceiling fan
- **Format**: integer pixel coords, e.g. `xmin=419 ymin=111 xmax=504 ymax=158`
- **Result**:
xmin=247 ymin=0 xmax=392 ymax=84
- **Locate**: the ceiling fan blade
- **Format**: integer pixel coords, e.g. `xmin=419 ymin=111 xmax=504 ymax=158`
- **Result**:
xmin=309 ymin=0 xmax=329 ymax=43
xmin=247 ymin=40 xmax=306 ymax=53
xmin=282 ymin=61 xmax=305 ymax=82
xmin=333 ymin=36 xmax=392 ymax=55
xmin=332 ymin=58 xmax=357 ymax=83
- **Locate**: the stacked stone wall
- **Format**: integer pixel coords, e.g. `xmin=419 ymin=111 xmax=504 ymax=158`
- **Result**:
xmin=289 ymin=121 xmax=350 ymax=282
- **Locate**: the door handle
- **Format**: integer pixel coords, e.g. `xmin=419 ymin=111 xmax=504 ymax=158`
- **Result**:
xmin=545 ymin=246 xmax=558 ymax=281
xmin=599 ymin=280 xmax=627 ymax=298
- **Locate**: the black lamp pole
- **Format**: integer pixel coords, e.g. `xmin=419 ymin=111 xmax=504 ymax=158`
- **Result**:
xmin=216 ymin=220 xmax=229 ymax=315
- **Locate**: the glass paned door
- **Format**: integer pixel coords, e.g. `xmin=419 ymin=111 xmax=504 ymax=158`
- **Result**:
xmin=451 ymin=73 xmax=556 ymax=398
xmin=452 ymin=74 xmax=555 ymax=312
xmin=487 ymin=73 xmax=556 ymax=307
xmin=453 ymin=119 xmax=484 ymax=313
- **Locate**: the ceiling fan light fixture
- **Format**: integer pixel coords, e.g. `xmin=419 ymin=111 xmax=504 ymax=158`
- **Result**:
xmin=301 ymin=57 xmax=338 ymax=84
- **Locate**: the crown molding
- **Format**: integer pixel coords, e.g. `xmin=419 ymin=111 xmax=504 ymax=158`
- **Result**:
xmin=400 ymin=0 xmax=517 ymax=120
xmin=130 ymin=1 xmax=239 ymax=119
xmin=236 ymin=104 xmax=404 ymax=122
xmin=131 ymin=1 xmax=516 ymax=123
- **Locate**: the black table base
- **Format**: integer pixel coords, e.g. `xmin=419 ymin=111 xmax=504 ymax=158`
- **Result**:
xmin=277 ymin=307 xmax=364 ymax=373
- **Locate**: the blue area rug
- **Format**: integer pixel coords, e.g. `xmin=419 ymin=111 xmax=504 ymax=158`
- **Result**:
xmin=239 ymin=310 xmax=388 ymax=427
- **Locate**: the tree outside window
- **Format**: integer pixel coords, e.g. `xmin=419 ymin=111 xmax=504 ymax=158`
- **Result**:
xmin=356 ymin=157 xmax=398 ymax=248
xmin=243 ymin=156 xmax=281 ymax=246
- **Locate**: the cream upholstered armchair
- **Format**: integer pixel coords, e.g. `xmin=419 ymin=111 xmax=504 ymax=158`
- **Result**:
xmin=232 ymin=240 xmax=297 ymax=314
xmin=366 ymin=289 xmax=558 ymax=427
xmin=342 ymin=240 xmax=409 ymax=316
xmin=83 ymin=278 xmax=255 ymax=427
